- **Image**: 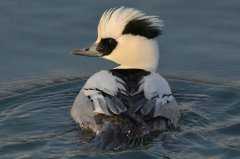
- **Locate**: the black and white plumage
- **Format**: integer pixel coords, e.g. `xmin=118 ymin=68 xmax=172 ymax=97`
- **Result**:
xmin=71 ymin=69 xmax=179 ymax=128
xmin=71 ymin=7 xmax=180 ymax=149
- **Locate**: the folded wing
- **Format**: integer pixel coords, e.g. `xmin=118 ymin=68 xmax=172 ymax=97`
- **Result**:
xmin=138 ymin=72 xmax=180 ymax=126
xmin=81 ymin=70 xmax=180 ymax=126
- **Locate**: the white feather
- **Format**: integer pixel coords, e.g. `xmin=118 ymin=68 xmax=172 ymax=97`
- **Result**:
xmin=138 ymin=72 xmax=179 ymax=123
xmin=105 ymin=35 xmax=159 ymax=71
xmin=82 ymin=71 xmax=126 ymax=115
xmin=95 ymin=7 xmax=164 ymax=72
xmin=139 ymin=72 xmax=172 ymax=102
xmin=83 ymin=70 xmax=126 ymax=96
xmin=97 ymin=7 xmax=163 ymax=41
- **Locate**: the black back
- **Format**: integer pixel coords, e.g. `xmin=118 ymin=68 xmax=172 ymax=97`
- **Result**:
xmin=110 ymin=69 xmax=150 ymax=94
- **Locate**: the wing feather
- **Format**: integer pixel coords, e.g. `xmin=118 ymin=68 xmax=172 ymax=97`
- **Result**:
xmin=139 ymin=72 xmax=180 ymax=125
xmin=81 ymin=71 xmax=180 ymax=126
xmin=83 ymin=71 xmax=127 ymax=116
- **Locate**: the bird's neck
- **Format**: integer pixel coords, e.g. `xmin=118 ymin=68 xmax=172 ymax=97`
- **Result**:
xmin=116 ymin=61 xmax=158 ymax=72
xmin=106 ymin=36 xmax=159 ymax=72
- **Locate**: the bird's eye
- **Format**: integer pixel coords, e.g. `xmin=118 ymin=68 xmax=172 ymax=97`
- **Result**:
xmin=96 ymin=38 xmax=118 ymax=56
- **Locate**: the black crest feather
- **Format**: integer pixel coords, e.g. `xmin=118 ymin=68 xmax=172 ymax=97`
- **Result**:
xmin=98 ymin=7 xmax=163 ymax=39
xmin=122 ymin=18 xmax=162 ymax=39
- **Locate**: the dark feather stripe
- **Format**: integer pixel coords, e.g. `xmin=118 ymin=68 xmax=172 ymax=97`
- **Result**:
xmin=110 ymin=69 xmax=150 ymax=94
xmin=122 ymin=18 xmax=161 ymax=39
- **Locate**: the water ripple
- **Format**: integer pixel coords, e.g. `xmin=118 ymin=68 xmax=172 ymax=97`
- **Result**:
xmin=0 ymin=78 xmax=240 ymax=158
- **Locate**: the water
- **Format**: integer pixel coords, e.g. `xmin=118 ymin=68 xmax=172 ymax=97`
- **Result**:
xmin=1 ymin=79 xmax=240 ymax=158
xmin=1 ymin=0 xmax=240 ymax=158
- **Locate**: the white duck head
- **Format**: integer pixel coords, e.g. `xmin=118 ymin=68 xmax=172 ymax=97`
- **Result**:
xmin=72 ymin=7 xmax=163 ymax=72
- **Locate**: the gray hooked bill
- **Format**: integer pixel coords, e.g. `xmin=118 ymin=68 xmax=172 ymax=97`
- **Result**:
xmin=71 ymin=43 xmax=102 ymax=57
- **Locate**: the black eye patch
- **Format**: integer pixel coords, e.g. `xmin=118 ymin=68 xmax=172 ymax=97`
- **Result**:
xmin=96 ymin=38 xmax=118 ymax=56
